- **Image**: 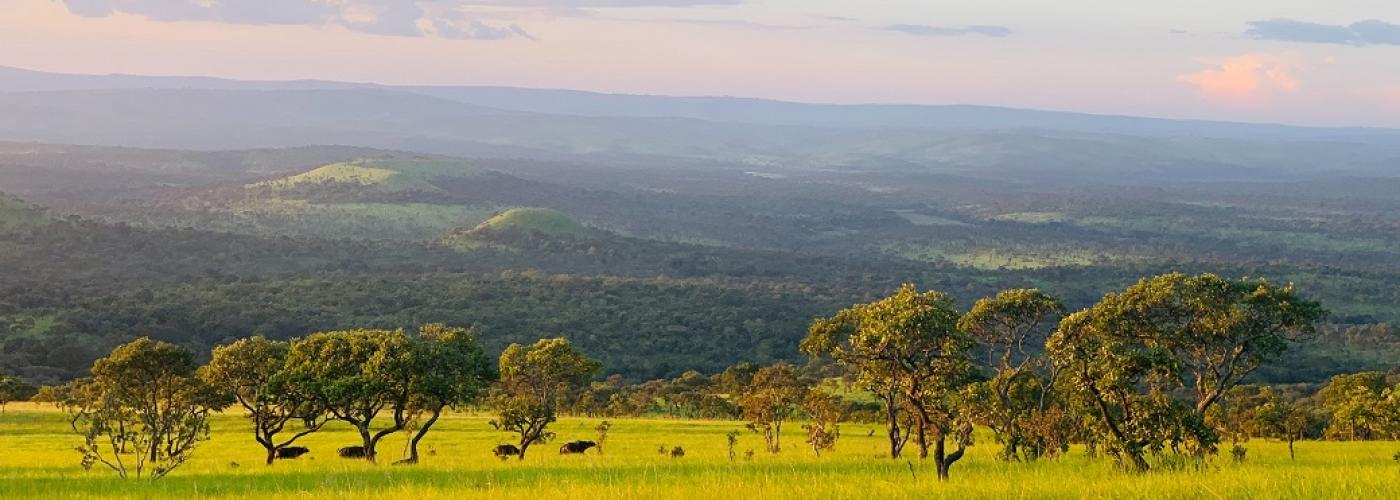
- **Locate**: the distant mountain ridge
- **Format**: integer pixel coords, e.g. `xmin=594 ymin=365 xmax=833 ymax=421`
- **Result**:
xmin=3 ymin=65 xmax=1398 ymax=143
xmin=3 ymin=66 xmax=1400 ymax=184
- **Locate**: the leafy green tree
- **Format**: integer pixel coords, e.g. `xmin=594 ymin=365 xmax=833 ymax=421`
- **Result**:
xmin=201 ymin=337 xmax=329 ymax=465
xmin=1249 ymin=388 xmax=1310 ymax=459
xmin=489 ymin=338 xmax=600 ymax=460
xmin=1164 ymin=275 xmax=1326 ymax=414
xmin=803 ymin=284 xmax=977 ymax=480
xmin=1049 ymin=273 xmax=1322 ymax=472
xmin=28 ymin=384 xmax=69 ymax=408
xmin=283 ymin=329 xmax=414 ymax=463
xmin=0 ymin=374 xmax=36 ymax=413
xmin=959 ymin=288 xmax=1065 ymax=461
xmin=68 ymin=338 xmax=228 ymax=479
xmin=741 ymin=362 xmax=808 ymax=453
xmin=1319 ymin=372 xmax=1388 ymax=441
xmin=399 ymin=324 xmax=496 ymax=464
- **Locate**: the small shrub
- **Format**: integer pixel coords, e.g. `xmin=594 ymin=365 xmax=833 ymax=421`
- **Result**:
xmin=1231 ymin=444 xmax=1247 ymax=464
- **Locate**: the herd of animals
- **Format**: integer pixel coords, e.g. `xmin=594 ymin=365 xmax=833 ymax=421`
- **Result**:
xmin=239 ymin=436 xmax=698 ymax=467
xmin=261 ymin=440 xmax=613 ymax=462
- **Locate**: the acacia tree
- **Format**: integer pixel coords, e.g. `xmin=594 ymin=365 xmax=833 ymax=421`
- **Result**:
xmin=1160 ymin=274 xmax=1326 ymax=415
xmin=68 ymin=338 xmax=228 ymax=479
xmin=489 ymin=338 xmax=600 ymax=460
xmin=1048 ymin=273 xmax=1321 ymax=472
xmin=740 ymin=363 xmax=807 ymax=453
xmin=802 ymin=284 xmax=977 ymax=480
xmin=1050 ymin=309 xmax=1201 ymax=473
xmin=201 ymin=337 xmax=329 ymax=465
xmin=398 ymin=324 xmax=496 ymax=465
xmin=958 ymin=289 xmax=1065 ymax=461
xmin=284 ymin=329 xmax=414 ymax=463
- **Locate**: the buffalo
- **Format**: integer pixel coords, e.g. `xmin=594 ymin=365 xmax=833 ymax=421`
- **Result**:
xmin=338 ymin=446 xmax=367 ymax=459
xmin=559 ymin=441 xmax=597 ymax=455
xmin=275 ymin=446 xmax=311 ymax=459
xmin=493 ymin=444 xmax=521 ymax=460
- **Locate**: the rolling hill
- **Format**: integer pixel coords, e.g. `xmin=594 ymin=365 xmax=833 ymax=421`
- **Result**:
xmin=469 ymin=208 xmax=594 ymax=238
xmin=4 ymin=67 xmax=1400 ymax=184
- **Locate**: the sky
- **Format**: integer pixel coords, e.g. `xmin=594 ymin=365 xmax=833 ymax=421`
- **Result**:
xmin=2 ymin=0 xmax=1399 ymax=127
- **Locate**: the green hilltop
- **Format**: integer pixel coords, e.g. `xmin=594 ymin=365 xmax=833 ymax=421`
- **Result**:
xmin=474 ymin=208 xmax=592 ymax=238
xmin=157 ymin=158 xmax=502 ymax=241
xmin=437 ymin=207 xmax=593 ymax=251
xmin=246 ymin=158 xmax=486 ymax=194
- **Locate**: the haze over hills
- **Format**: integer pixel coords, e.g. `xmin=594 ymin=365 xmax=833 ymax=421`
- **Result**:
xmin=3 ymin=66 xmax=1400 ymax=186
xmin=5 ymin=65 xmax=1399 ymax=142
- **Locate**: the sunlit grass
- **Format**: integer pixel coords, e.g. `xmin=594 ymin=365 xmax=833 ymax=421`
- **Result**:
xmin=1 ymin=403 xmax=1398 ymax=499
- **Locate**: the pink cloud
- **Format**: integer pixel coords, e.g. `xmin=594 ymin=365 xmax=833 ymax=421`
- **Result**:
xmin=1384 ymin=85 xmax=1400 ymax=110
xmin=1178 ymin=54 xmax=1302 ymax=107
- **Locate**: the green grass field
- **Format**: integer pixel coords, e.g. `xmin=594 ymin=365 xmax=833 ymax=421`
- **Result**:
xmin=2 ymin=403 xmax=1398 ymax=499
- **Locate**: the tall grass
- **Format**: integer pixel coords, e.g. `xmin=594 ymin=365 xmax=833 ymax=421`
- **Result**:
xmin=1 ymin=403 xmax=1396 ymax=499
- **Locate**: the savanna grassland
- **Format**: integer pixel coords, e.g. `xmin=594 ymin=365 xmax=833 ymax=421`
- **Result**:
xmin=3 ymin=75 xmax=1400 ymax=500
xmin=0 ymin=403 xmax=1393 ymax=500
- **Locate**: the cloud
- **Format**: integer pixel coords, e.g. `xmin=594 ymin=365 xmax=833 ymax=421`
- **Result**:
xmin=1245 ymin=18 xmax=1400 ymax=46
xmin=880 ymin=24 xmax=1011 ymax=38
xmin=1177 ymin=54 xmax=1303 ymax=107
xmin=1384 ymin=85 xmax=1400 ymax=110
xmin=57 ymin=0 xmax=537 ymax=40
xmin=434 ymin=19 xmax=535 ymax=40
xmin=659 ymin=18 xmax=811 ymax=31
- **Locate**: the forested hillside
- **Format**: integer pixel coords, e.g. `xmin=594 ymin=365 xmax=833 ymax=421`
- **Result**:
xmin=2 ymin=140 xmax=1399 ymax=385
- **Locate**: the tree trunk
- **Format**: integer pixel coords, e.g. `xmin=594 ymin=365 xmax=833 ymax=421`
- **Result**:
xmin=910 ymin=404 xmax=931 ymax=459
xmin=265 ymin=446 xmax=277 ymax=465
xmin=1288 ymin=438 xmax=1295 ymax=460
xmin=1124 ymin=448 xmax=1150 ymax=473
xmin=358 ymin=426 xmax=376 ymax=463
xmin=404 ymin=407 xmax=443 ymax=465
xmin=931 ymin=433 xmax=965 ymax=481
xmin=934 ymin=436 xmax=948 ymax=480
xmin=875 ymin=389 xmax=906 ymax=459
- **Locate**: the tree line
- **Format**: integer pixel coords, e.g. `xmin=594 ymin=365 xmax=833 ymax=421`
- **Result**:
xmin=20 ymin=272 xmax=1400 ymax=482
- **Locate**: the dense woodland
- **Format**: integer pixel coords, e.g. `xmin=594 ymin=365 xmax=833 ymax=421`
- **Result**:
xmin=2 ymin=144 xmax=1400 ymax=388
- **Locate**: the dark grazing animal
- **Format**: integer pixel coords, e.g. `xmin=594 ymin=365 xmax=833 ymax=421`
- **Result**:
xmin=559 ymin=441 xmax=598 ymax=455
xmin=493 ymin=444 xmax=522 ymax=460
xmin=670 ymin=446 xmax=686 ymax=458
xmin=276 ymin=446 xmax=311 ymax=459
xmin=338 ymin=446 xmax=367 ymax=459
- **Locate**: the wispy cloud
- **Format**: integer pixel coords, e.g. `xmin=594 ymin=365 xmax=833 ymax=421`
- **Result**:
xmin=1245 ymin=18 xmax=1400 ymax=46
xmin=1177 ymin=53 xmax=1303 ymax=107
xmin=661 ymin=18 xmax=811 ymax=31
xmin=880 ymin=24 xmax=1011 ymax=38
xmin=57 ymin=0 xmax=544 ymax=40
